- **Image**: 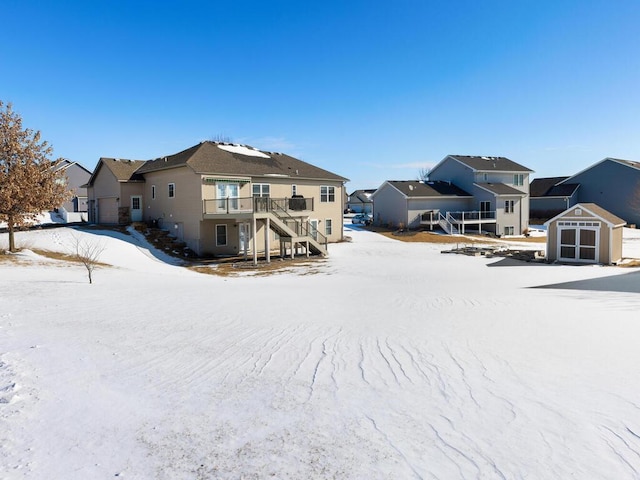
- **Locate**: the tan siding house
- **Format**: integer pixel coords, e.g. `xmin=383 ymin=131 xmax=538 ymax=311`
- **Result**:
xmin=545 ymin=203 xmax=626 ymax=265
xmin=86 ymin=158 xmax=146 ymax=224
xmin=86 ymin=142 xmax=348 ymax=261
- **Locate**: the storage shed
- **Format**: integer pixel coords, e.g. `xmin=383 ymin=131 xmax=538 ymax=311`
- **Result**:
xmin=545 ymin=203 xmax=626 ymax=265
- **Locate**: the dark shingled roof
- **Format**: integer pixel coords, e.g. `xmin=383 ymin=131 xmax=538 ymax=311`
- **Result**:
xmin=136 ymin=141 xmax=348 ymax=181
xmin=530 ymin=177 xmax=569 ymax=197
xmin=449 ymin=155 xmax=533 ymax=173
xmin=349 ymin=189 xmax=376 ymax=203
xmin=87 ymin=158 xmax=146 ymax=185
xmin=388 ymin=180 xmax=471 ymax=198
xmin=610 ymin=158 xmax=640 ymax=170
xmin=475 ymin=182 xmax=527 ymax=195
xmin=530 ymin=177 xmax=579 ymax=197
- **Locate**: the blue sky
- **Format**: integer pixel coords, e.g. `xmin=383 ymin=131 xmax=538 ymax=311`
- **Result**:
xmin=3 ymin=1 xmax=639 ymax=191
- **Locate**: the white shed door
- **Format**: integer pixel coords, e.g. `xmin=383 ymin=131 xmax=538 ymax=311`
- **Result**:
xmin=558 ymin=224 xmax=599 ymax=263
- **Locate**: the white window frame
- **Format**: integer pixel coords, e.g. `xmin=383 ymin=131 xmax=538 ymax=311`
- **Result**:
xmin=320 ymin=186 xmax=335 ymax=203
xmin=168 ymin=183 xmax=175 ymax=198
xmin=216 ymin=224 xmax=228 ymax=246
xmin=513 ymin=174 xmax=524 ymax=186
xmin=504 ymin=226 xmax=515 ymax=235
xmin=252 ymin=183 xmax=270 ymax=198
xmin=292 ymin=184 xmax=298 ymax=196
xmin=325 ymin=218 xmax=333 ymax=236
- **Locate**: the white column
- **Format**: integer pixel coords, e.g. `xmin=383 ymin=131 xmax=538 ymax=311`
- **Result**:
xmin=252 ymin=217 xmax=258 ymax=265
xmin=265 ymin=217 xmax=271 ymax=263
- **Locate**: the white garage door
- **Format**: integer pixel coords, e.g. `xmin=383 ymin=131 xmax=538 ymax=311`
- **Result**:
xmin=98 ymin=198 xmax=118 ymax=224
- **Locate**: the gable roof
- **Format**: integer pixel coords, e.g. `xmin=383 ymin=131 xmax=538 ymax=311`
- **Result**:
xmin=545 ymin=203 xmax=626 ymax=227
xmin=446 ymin=155 xmax=534 ymax=173
xmin=530 ymin=177 xmax=569 ymax=197
xmin=474 ymin=182 xmax=527 ymax=196
xmin=136 ymin=141 xmax=348 ymax=182
xmin=559 ymin=157 xmax=640 ymax=185
xmin=86 ymin=158 xmax=146 ymax=186
xmin=348 ymin=189 xmax=376 ymax=203
xmin=56 ymin=159 xmax=92 ymax=176
xmin=530 ymin=176 xmax=579 ymax=197
xmin=379 ymin=180 xmax=471 ymax=198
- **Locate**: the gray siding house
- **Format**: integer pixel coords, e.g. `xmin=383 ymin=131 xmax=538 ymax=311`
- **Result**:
xmin=373 ymin=155 xmax=533 ymax=235
xmin=530 ymin=176 xmax=579 ymax=220
xmin=57 ymin=160 xmax=92 ymax=214
xmin=531 ymin=158 xmax=640 ymax=226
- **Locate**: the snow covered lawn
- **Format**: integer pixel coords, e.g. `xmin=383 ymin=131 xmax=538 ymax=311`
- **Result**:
xmin=2 ymin=225 xmax=640 ymax=479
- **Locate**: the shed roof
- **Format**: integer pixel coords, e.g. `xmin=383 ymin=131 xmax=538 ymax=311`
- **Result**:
xmin=545 ymin=203 xmax=627 ymax=227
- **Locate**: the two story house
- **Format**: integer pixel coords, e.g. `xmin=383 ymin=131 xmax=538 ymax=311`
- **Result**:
xmin=55 ymin=159 xmax=92 ymax=221
xmin=530 ymin=158 xmax=640 ymax=226
xmin=372 ymin=155 xmax=533 ymax=236
xmin=86 ymin=141 xmax=348 ymax=261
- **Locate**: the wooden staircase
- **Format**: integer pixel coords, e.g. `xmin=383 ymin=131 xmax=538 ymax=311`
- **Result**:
xmin=261 ymin=210 xmax=328 ymax=257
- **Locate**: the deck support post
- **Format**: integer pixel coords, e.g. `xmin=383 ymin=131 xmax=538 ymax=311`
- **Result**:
xmin=265 ymin=217 xmax=271 ymax=263
xmin=252 ymin=216 xmax=258 ymax=266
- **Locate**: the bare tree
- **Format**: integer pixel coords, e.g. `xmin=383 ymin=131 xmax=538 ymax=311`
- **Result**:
xmin=210 ymin=134 xmax=233 ymax=143
xmin=71 ymin=234 xmax=105 ymax=284
xmin=0 ymin=101 xmax=70 ymax=252
xmin=417 ymin=167 xmax=430 ymax=182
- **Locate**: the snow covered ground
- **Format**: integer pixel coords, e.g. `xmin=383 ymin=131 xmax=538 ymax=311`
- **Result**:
xmin=2 ymin=225 xmax=640 ymax=479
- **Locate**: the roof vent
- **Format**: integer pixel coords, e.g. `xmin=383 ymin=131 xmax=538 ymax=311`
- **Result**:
xmin=409 ymin=184 xmax=414 ymax=191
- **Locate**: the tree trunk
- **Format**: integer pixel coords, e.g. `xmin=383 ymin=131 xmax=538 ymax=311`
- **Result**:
xmin=8 ymin=215 xmax=15 ymax=252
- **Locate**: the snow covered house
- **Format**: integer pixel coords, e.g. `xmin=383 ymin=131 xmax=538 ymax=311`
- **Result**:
xmin=531 ymin=158 xmax=640 ymax=226
xmin=346 ymin=189 xmax=375 ymax=214
xmin=372 ymin=155 xmax=533 ymax=235
xmin=545 ymin=203 xmax=626 ymax=265
xmin=86 ymin=141 xmax=348 ymax=259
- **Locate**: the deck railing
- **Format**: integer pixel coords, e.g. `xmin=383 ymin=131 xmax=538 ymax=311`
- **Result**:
xmin=203 ymin=196 xmax=314 ymax=215
xmin=447 ymin=211 xmax=496 ymax=222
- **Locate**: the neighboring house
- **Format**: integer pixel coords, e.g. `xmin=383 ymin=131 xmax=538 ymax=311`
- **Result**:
xmin=529 ymin=176 xmax=579 ymax=220
xmin=86 ymin=158 xmax=147 ymax=225
xmin=86 ymin=141 xmax=348 ymax=260
xmin=56 ymin=159 xmax=92 ymax=218
xmin=533 ymin=158 xmax=640 ymax=227
xmin=372 ymin=180 xmax=472 ymax=229
xmin=347 ymin=189 xmax=375 ymax=214
xmin=545 ymin=203 xmax=626 ymax=265
xmin=373 ymin=155 xmax=533 ymax=235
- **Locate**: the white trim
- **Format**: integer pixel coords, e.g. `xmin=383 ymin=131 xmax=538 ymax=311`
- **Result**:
xmin=168 ymin=183 xmax=175 ymax=198
xmin=544 ymin=203 xmax=623 ymax=228
xmin=558 ymin=157 xmax=640 ymax=185
xmin=557 ymin=223 xmax=600 ymax=263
